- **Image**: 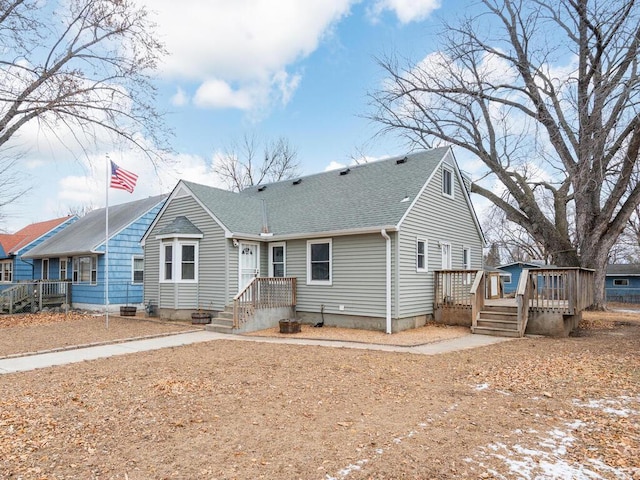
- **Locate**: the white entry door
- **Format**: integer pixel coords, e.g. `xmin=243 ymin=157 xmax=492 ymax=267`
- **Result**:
xmin=239 ymin=242 xmax=259 ymax=291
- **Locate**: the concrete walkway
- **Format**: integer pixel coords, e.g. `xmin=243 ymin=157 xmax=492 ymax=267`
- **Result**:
xmin=0 ymin=330 xmax=517 ymax=375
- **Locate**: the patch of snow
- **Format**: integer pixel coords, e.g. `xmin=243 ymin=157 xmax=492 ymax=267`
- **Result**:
xmin=469 ymin=419 xmax=630 ymax=479
xmin=573 ymin=398 xmax=639 ymax=417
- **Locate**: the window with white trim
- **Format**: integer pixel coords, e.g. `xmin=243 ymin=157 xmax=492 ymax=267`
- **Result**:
xmin=269 ymin=242 xmax=286 ymax=277
xmin=60 ymin=259 xmax=68 ymax=280
xmin=416 ymin=238 xmax=428 ymax=272
xmin=42 ymin=258 xmax=49 ymax=280
xmin=160 ymin=240 xmax=198 ymax=283
xmin=72 ymin=255 xmax=97 ymax=285
xmin=132 ymin=256 xmax=144 ymax=284
xmin=462 ymin=247 xmax=471 ymax=270
xmin=504 ymin=274 xmax=512 ymax=284
xmin=613 ymin=278 xmax=630 ymax=287
xmin=0 ymin=261 xmax=12 ymax=282
xmin=307 ymin=239 xmax=332 ymax=285
xmin=442 ymin=165 xmax=454 ymax=198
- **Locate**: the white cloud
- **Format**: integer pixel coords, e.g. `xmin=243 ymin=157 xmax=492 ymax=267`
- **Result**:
xmin=194 ymin=79 xmax=254 ymax=110
xmin=368 ymin=0 xmax=441 ymax=24
xmin=144 ymin=0 xmax=355 ymax=113
xmin=325 ymin=160 xmax=347 ymax=171
xmin=170 ymin=87 xmax=189 ymax=107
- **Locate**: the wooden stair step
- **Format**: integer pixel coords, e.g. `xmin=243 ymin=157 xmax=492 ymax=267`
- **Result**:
xmin=476 ymin=318 xmax=518 ymax=330
xmin=472 ymin=326 xmax=522 ymax=338
xmin=478 ymin=310 xmax=517 ymax=321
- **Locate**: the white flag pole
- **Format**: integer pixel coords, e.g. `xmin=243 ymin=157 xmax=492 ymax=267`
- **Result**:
xmin=105 ymin=157 xmax=110 ymax=329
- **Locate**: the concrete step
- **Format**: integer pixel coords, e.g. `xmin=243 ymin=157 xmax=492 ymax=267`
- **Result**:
xmin=205 ymin=323 xmax=234 ymax=334
xmin=216 ymin=310 xmax=234 ymax=320
xmin=472 ymin=326 xmax=522 ymax=338
xmin=209 ymin=317 xmax=233 ymax=327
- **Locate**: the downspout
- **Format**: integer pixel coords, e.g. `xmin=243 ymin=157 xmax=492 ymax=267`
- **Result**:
xmin=381 ymin=229 xmax=392 ymax=334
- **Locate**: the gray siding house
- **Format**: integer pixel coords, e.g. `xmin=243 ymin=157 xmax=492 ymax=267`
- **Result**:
xmin=142 ymin=147 xmax=485 ymax=332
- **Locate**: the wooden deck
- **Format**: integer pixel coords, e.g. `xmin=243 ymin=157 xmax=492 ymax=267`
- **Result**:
xmin=0 ymin=281 xmax=71 ymax=314
xmin=434 ymin=268 xmax=594 ymax=337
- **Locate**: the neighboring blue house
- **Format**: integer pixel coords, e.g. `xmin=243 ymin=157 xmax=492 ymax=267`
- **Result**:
xmin=23 ymin=195 xmax=166 ymax=310
xmin=605 ymin=264 xmax=640 ymax=303
xmin=495 ymin=260 xmax=550 ymax=294
xmin=0 ymin=216 xmax=77 ymax=289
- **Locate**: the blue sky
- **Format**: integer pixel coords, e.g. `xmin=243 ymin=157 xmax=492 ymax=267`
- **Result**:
xmin=4 ymin=0 xmax=479 ymax=232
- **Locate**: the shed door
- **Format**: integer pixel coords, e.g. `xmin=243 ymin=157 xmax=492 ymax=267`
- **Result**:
xmin=238 ymin=242 xmax=259 ymax=292
xmin=490 ymin=274 xmax=499 ymax=299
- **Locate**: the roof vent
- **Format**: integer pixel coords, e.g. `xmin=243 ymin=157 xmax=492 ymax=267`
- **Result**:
xmin=339 ymin=168 xmax=350 ymax=176
xmin=257 ymin=185 xmax=267 ymax=192
xmin=292 ymin=178 xmax=302 ymax=185
xmin=396 ymin=156 xmax=408 ymax=165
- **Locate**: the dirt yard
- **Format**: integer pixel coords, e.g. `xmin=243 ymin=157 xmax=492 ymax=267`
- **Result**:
xmin=0 ymin=310 xmax=638 ymax=479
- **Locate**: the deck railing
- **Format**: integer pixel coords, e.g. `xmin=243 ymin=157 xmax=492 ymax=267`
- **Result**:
xmin=525 ymin=268 xmax=594 ymax=314
xmin=435 ymin=268 xmax=595 ymax=336
xmin=233 ymin=277 xmax=297 ymax=328
xmin=434 ymin=269 xmax=481 ymax=307
xmin=0 ymin=280 xmax=71 ymax=314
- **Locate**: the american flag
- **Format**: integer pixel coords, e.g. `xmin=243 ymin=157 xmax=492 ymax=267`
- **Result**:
xmin=110 ymin=161 xmax=138 ymax=193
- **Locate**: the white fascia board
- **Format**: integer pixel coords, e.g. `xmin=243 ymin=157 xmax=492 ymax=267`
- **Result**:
xmin=227 ymin=225 xmax=398 ymax=242
xmin=155 ymin=233 xmax=204 ymax=240
xmin=141 ymin=181 xmax=232 ymax=244
xmin=396 ymin=148 xmax=447 ymax=230
xmin=449 ymin=148 xmax=487 ymax=247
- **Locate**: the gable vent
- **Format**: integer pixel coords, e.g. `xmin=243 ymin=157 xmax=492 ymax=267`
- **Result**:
xmin=396 ymin=156 xmax=408 ymax=165
xmin=339 ymin=168 xmax=351 ymax=176
xmin=257 ymin=185 xmax=267 ymax=192
xmin=292 ymin=178 xmax=302 ymax=185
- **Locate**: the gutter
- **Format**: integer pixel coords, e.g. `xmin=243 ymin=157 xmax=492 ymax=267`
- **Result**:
xmin=226 ymin=225 xmax=399 ymax=242
xmin=381 ymin=229 xmax=392 ymax=334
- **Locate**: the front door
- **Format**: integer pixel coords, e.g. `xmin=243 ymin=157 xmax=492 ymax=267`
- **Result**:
xmin=239 ymin=242 xmax=259 ymax=292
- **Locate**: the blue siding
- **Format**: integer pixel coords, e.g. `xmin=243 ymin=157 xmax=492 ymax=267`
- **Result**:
xmin=605 ymin=276 xmax=640 ymax=303
xmin=497 ymin=263 xmax=542 ymax=294
xmin=71 ymin=203 xmax=163 ymax=307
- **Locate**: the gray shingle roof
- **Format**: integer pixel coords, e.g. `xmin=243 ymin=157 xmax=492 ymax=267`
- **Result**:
xmin=182 ymin=147 xmax=450 ymax=237
xmin=24 ymin=195 xmax=167 ymax=258
xmin=607 ymin=264 xmax=640 ymax=275
xmin=156 ymin=216 xmax=203 ymax=236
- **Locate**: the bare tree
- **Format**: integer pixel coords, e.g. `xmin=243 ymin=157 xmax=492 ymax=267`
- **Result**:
xmin=0 ymin=0 xmax=169 ymax=160
xmin=215 ymin=133 xmax=300 ymax=192
xmin=63 ymin=202 xmax=95 ymax=218
xmin=0 ymin=150 xmax=29 ymax=227
xmin=609 ymin=205 xmax=640 ymax=263
xmin=368 ymin=0 xmax=640 ymax=308
xmin=482 ymin=207 xmax=550 ymax=264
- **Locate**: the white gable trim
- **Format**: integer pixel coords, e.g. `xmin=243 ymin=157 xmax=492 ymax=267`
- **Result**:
xmin=396 ymin=147 xmax=485 ymax=247
xmin=395 ymin=149 xmax=448 ymax=230
xmin=141 ymin=181 xmax=231 ymax=247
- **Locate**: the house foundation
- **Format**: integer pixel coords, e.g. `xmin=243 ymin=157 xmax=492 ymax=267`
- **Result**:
xmin=526 ymin=311 xmax=582 ymax=337
xmin=296 ymin=311 xmax=431 ymax=333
